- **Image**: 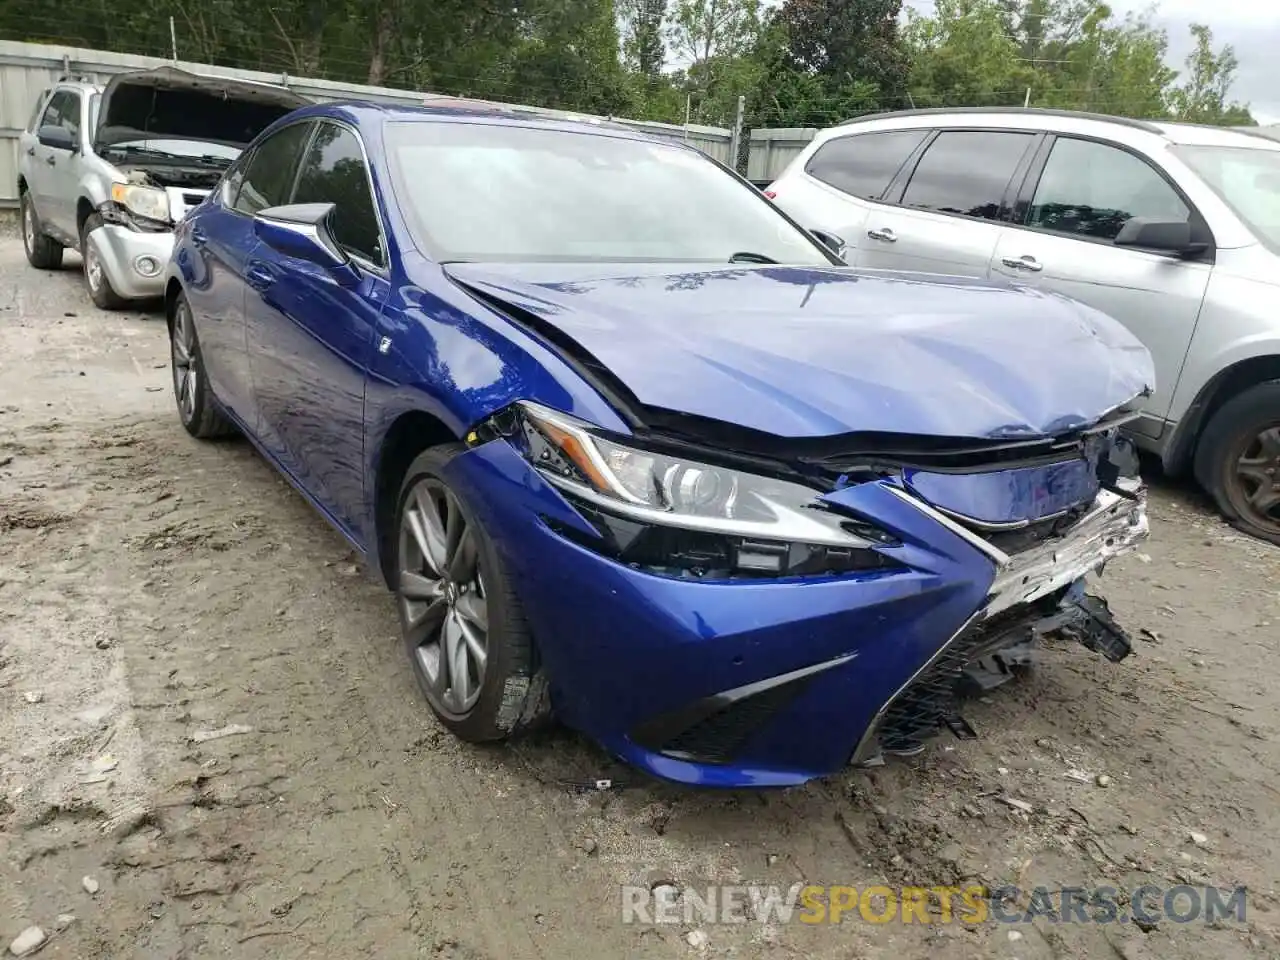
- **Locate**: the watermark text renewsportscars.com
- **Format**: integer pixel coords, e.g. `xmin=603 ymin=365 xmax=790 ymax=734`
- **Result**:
xmin=620 ymin=883 xmax=1248 ymax=926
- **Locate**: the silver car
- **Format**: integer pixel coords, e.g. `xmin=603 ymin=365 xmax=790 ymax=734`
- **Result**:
xmin=768 ymin=108 xmax=1280 ymax=546
xmin=17 ymin=67 xmax=306 ymax=308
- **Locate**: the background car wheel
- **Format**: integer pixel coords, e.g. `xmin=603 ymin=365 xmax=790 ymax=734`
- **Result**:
xmin=1194 ymin=381 xmax=1280 ymax=547
xmin=20 ymin=192 xmax=64 ymax=270
xmin=395 ymin=445 xmax=550 ymax=742
xmin=170 ymin=292 xmax=235 ymax=440
xmin=80 ymin=213 xmax=128 ymax=310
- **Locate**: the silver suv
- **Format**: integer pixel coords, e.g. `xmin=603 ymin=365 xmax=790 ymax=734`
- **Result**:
xmin=17 ymin=67 xmax=305 ymax=309
xmin=768 ymin=108 xmax=1280 ymax=546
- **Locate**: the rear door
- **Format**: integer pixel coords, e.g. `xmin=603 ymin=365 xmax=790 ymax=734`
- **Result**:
xmin=990 ymin=135 xmax=1212 ymax=436
xmin=244 ymin=119 xmax=389 ymax=540
xmin=773 ymin=129 xmax=929 ymax=259
xmin=858 ymin=129 xmax=1040 ymax=276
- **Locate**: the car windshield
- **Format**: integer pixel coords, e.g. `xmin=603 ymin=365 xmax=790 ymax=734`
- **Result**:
xmin=1173 ymin=143 xmax=1280 ymax=250
xmin=384 ymin=120 xmax=832 ymax=264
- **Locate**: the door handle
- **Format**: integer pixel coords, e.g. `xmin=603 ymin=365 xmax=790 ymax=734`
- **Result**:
xmin=26 ymin=146 xmax=35 ymax=156
xmin=866 ymin=226 xmax=897 ymax=242
xmin=1001 ymin=255 xmax=1043 ymax=272
xmin=245 ymin=263 xmax=276 ymax=290
xmin=45 ymin=155 xmax=57 ymax=166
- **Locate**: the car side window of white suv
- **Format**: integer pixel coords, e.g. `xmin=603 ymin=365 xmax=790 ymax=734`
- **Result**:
xmin=804 ymin=130 xmax=928 ymax=201
xmin=39 ymin=90 xmax=81 ymax=144
xmin=1026 ymin=137 xmax=1190 ymax=242
xmin=899 ymin=130 xmax=1037 ymax=221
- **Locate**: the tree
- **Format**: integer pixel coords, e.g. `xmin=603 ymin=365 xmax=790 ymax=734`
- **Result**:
xmin=620 ymin=0 xmax=668 ymax=79
xmin=774 ymin=0 xmax=910 ymax=105
xmin=1168 ymin=23 xmax=1255 ymax=126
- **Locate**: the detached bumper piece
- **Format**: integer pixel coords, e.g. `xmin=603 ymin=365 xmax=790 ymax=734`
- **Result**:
xmin=871 ymin=585 xmax=1135 ymax=757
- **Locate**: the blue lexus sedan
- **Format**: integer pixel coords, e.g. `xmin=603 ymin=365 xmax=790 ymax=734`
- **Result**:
xmin=164 ymin=101 xmax=1153 ymax=787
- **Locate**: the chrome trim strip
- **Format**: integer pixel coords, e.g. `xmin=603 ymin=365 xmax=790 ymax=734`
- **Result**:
xmin=882 ymin=483 xmax=1010 ymax=565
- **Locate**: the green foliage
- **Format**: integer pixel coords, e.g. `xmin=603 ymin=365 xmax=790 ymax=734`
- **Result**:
xmin=0 ymin=0 xmax=1257 ymax=143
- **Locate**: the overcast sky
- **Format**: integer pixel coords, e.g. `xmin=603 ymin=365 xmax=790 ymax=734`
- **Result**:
xmin=905 ymin=0 xmax=1280 ymax=125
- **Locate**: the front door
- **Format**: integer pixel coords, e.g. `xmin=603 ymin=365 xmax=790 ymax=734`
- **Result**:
xmin=27 ymin=90 xmax=81 ymax=237
xmin=244 ymin=120 xmax=388 ymax=541
xmin=990 ymin=135 xmax=1212 ymax=437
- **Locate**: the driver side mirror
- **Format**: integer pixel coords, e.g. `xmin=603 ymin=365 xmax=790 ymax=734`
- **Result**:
xmin=1114 ymin=217 xmax=1207 ymax=257
xmin=253 ymin=203 xmax=359 ymax=285
xmin=37 ymin=124 xmax=76 ymax=152
xmin=810 ymin=228 xmax=847 ymax=262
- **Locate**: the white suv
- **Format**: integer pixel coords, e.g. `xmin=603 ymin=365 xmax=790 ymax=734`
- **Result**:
xmin=768 ymin=107 xmax=1280 ymax=546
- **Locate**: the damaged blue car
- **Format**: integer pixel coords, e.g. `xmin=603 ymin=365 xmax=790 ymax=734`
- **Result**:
xmin=165 ymin=101 xmax=1153 ymax=787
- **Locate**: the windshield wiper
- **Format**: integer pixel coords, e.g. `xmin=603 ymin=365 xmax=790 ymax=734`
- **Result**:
xmin=728 ymin=251 xmax=778 ymax=264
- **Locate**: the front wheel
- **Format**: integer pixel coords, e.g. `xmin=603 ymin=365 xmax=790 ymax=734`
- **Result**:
xmin=81 ymin=213 xmax=128 ymax=310
xmin=395 ymin=445 xmax=550 ymax=741
xmin=20 ymin=192 xmax=64 ymax=270
xmin=1195 ymin=381 xmax=1280 ymax=547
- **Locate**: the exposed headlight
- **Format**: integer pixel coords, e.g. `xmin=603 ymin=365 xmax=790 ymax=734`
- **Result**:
xmin=110 ymin=183 xmax=171 ymax=223
xmin=499 ymin=401 xmax=900 ymax=579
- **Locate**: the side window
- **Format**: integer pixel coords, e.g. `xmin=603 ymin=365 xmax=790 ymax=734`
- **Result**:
xmin=804 ymin=130 xmax=928 ymax=201
xmin=291 ymin=122 xmax=383 ymax=266
xmin=1027 ymin=137 xmax=1190 ymax=242
xmin=27 ymin=89 xmax=51 ymax=133
xmin=234 ymin=122 xmax=314 ymax=216
xmin=901 ymin=130 xmax=1036 ymax=221
xmin=40 ymin=90 xmax=80 ymax=140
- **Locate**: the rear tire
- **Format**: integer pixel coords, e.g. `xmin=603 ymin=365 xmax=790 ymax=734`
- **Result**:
xmin=395 ymin=445 xmax=551 ymax=741
xmin=1194 ymin=381 xmax=1280 ymax=547
xmin=81 ymin=213 xmax=128 ymax=310
xmin=20 ymin=192 xmax=64 ymax=270
xmin=170 ymin=292 xmax=235 ymax=440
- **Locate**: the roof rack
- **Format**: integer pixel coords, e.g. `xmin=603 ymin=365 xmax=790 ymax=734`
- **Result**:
xmin=836 ymin=106 xmax=1164 ymax=135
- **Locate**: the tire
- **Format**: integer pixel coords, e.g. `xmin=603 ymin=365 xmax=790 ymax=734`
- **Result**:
xmin=170 ymin=291 xmax=235 ymax=440
xmin=20 ymin=191 xmax=64 ymax=270
xmin=1193 ymin=380 xmax=1280 ymax=547
xmin=395 ymin=445 xmax=551 ymax=741
xmin=80 ymin=213 xmax=128 ymax=310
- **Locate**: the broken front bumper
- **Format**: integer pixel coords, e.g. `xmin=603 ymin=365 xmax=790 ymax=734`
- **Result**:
xmin=84 ymin=223 xmax=173 ymax=300
xmin=851 ymin=482 xmax=1149 ymax=763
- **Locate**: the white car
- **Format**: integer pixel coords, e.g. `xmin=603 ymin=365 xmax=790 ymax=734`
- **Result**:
xmin=768 ymin=107 xmax=1280 ymax=546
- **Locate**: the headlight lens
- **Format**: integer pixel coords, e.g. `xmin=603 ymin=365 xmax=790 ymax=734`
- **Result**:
xmin=502 ymin=401 xmax=900 ymax=579
xmin=111 ymin=183 xmax=170 ymax=223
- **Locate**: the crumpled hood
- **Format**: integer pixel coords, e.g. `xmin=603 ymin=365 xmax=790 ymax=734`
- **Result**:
xmin=445 ymin=262 xmax=1155 ymax=440
xmin=95 ymin=66 xmax=310 ymax=150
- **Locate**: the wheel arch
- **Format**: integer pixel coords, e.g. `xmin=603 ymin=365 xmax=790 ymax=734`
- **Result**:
xmin=163 ymin=277 xmax=185 ymax=333
xmin=371 ymin=409 xmax=460 ymax=589
xmin=75 ymin=196 xmax=96 ymax=238
xmin=1163 ymin=354 xmax=1280 ymax=477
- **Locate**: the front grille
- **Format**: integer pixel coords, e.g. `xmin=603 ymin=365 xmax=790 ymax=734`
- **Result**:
xmin=875 ymin=596 xmax=1062 ymax=751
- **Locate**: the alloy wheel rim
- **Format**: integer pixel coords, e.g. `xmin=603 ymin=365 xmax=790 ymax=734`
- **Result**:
xmin=398 ymin=478 xmax=489 ymax=716
xmin=85 ymin=243 xmax=102 ymax=292
xmin=1233 ymin=424 xmax=1280 ymax=533
xmin=171 ymin=303 xmax=198 ymax=423
xmin=22 ymin=202 xmax=35 ymax=253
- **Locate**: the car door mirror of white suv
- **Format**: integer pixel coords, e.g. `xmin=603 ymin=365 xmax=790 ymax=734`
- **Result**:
xmin=1114 ymin=217 xmax=1206 ymax=258
xmin=37 ymin=125 xmax=76 ymax=153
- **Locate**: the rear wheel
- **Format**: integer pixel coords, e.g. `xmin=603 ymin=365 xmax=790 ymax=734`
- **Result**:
xmin=170 ymin=292 xmax=235 ymax=440
xmin=20 ymin=192 xmax=64 ymax=270
xmin=1195 ymin=381 xmax=1280 ymax=547
xmin=81 ymin=213 xmax=128 ymax=310
xmin=395 ymin=445 xmax=550 ymax=741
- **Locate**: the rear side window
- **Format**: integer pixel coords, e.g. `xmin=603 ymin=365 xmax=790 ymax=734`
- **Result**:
xmin=901 ymin=131 xmax=1035 ymax=221
xmin=291 ymin=122 xmax=383 ymax=265
xmin=234 ymin=121 xmax=314 ymax=216
xmin=27 ymin=89 xmax=51 ymax=132
xmin=804 ymin=130 xmax=927 ymax=201
xmin=1027 ymin=137 xmax=1189 ymax=241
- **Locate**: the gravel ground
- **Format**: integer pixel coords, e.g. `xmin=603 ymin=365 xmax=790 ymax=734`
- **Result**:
xmin=2 ymin=221 xmax=1280 ymax=960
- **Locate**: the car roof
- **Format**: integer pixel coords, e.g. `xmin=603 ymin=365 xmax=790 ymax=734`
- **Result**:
xmin=825 ymin=107 xmax=1280 ymax=152
xmin=302 ymin=98 xmax=679 ymax=147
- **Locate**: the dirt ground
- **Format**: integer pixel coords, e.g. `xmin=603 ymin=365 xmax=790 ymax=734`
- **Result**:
xmin=2 ymin=221 xmax=1279 ymax=960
